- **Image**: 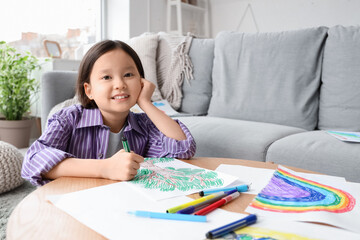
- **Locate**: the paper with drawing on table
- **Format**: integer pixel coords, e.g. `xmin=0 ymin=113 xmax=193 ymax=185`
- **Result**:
xmin=47 ymin=182 xmax=249 ymax=240
xmin=246 ymin=165 xmax=360 ymax=234
xmin=47 ymin=182 xmax=360 ymax=240
xmin=326 ymin=130 xmax=360 ymax=142
xmin=216 ymin=164 xmax=346 ymax=195
xmin=215 ymin=218 xmax=360 ymax=240
xmin=125 ymin=158 xmax=239 ymax=201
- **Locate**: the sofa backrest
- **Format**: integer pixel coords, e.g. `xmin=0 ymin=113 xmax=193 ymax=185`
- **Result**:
xmin=207 ymin=27 xmax=328 ymax=130
xmin=318 ymin=26 xmax=360 ymax=132
xmin=41 ymin=71 xmax=77 ymax=132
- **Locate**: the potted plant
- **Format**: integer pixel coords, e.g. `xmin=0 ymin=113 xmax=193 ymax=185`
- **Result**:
xmin=0 ymin=41 xmax=42 ymax=148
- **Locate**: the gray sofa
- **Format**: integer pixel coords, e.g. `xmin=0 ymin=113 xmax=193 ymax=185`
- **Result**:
xmin=41 ymin=25 xmax=360 ymax=183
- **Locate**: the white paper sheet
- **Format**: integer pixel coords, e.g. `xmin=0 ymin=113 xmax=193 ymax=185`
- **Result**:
xmin=215 ymin=165 xmax=276 ymax=194
xmin=126 ymin=158 xmax=239 ymax=201
xmin=47 ymin=182 xmax=248 ymax=240
xmin=245 ymin=166 xmax=360 ymax=234
xmin=215 ymin=164 xmax=346 ymax=195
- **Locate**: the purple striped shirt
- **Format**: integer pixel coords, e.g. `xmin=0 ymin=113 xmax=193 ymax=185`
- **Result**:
xmin=22 ymin=104 xmax=196 ymax=186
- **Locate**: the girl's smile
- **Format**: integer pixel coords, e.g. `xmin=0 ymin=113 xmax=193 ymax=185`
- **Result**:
xmin=112 ymin=94 xmax=129 ymax=100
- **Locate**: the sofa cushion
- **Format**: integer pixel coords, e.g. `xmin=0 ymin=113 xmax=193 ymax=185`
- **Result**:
xmin=319 ymin=26 xmax=360 ymax=132
xmin=127 ymin=33 xmax=160 ymax=101
xmin=266 ymin=131 xmax=360 ymax=182
xmin=180 ymin=39 xmax=214 ymax=115
xmin=208 ymin=27 xmax=328 ymax=130
xmin=175 ymin=116 xmax=305 ymax=161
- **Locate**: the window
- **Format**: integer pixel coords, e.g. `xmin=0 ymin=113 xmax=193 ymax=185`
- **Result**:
xmin=0 ymin=0 xmax=101 ymax=60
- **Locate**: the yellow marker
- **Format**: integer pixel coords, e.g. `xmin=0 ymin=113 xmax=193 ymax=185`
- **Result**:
xmin=166 ymin=191 xmax=225 ymax=213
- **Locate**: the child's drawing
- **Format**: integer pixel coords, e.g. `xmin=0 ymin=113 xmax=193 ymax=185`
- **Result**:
xmin=246 ymin=166 xmax=360 ymax=234
xmin=249 ymin=167 xmax=355 ymax=213
xmin=218 ymin=226 xmax=317 ymax=240
xmin=131 ymin=158 xmax=224 ymax=191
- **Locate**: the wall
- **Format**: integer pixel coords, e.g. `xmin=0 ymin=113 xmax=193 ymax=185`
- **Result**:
xmin=105 ymin=0 xmax=360 ymax=39
xmin=209 ymin=0 xmax=360 ymax=37
xmin=105 ymin=0 xmax=167 ymax=40
xmin=104 ymin=0 xmax=129 ymax=40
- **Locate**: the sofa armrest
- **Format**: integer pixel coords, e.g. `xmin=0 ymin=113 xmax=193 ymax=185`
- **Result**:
xmin=41 ymin=71 xmax=78 ymax=132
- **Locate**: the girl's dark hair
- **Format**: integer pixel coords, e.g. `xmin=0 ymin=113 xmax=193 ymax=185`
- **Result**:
xmin=76 ymin=40 xmax=144 ymax=108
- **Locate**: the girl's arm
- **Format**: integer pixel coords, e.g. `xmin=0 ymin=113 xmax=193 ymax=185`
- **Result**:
xmin=43 ymin=149 xmax=144 ymax=181
xmin=137 ymin=78 xmax=186 ymax=141
xmin=22 ymin=105 xmax=144 ymax=186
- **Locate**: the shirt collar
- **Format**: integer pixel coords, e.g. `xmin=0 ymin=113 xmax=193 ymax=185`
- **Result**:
xmin=76 ymin=108 xmax=145 ymax=136
xmin=125 ymin=111 xmax=146 ymax=136
xmin=77 ymin=107 xmax=104 ymax=129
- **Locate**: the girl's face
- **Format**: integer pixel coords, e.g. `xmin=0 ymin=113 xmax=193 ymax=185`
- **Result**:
xmin=84 ymin=49 xmax=142 ymax=121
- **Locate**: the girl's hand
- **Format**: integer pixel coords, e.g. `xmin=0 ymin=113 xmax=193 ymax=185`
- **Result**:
xmin=101 ymin=149 xmax=144 ymax=181
xmin=137 ymin=78 xmax=155 ymax=109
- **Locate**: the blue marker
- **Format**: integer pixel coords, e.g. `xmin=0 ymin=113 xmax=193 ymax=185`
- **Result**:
xmin=205 ymin=214 xmax=257 ymax=239
xmin=128 ymin=210 xmax=207 ymax=222
xmin=199 ymin=184 xmax=249 ymax=196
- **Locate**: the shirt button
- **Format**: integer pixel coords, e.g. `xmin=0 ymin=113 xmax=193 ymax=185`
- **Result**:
xmin=98 ymin=153 xmax=103 ymax=158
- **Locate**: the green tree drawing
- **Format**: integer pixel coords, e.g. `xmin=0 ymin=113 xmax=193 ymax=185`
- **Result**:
xmin=131 ymin=158 xmax=224 ymax=192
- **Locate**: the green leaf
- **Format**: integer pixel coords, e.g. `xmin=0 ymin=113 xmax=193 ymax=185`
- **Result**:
xmin=0 ymin=41 xmax=41 ymax=120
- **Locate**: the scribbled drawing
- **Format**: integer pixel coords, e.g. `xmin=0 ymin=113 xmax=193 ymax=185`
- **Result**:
xmin=217 ymin=226 xmax=318 ymax=240
xmin=250 ymin=168 xmax=355 ymax=213
xmin=131 ymin=158 xmax=224 ymax=191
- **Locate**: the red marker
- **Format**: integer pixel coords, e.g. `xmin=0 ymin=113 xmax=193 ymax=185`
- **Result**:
xmin=194 ymin=192 xmax=240 ymax=216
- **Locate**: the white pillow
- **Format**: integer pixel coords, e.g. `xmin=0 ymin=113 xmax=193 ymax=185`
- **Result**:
xmin=127 ymin=33 xmax=162 ymax=101
xmin=46 ymin=96 xmax=80 ymax=130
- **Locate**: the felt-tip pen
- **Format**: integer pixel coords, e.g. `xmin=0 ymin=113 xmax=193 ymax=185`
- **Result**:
xmin=195 ymin=191 xmax=240 ymax=216
xmin=122 ymin=136 xmax=131 ymax=152
xmin=177 ymin=189 xmax=237 ymax=214
xmin=205 ymin=214 xmax=257 ymax=239
xmin=166 ymin=191 xmax=225 ymax=213
xmin=127 ymin=210 xmax=207 ymax=222
xmin=199 ymin=184 xmax=249 ymax=196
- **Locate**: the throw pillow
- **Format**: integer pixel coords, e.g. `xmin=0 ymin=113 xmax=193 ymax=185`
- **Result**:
xmin=127 ymin=33 xmax=161 ymax=101
xmin=180 ymin=38 xmax=214 ymax=115
xmin=0 ymin=141 xmax=24 ymax=194
xmin=156 ymin=32 xmax=194 ymax=110
xmin=208 ymin=27 xmax=328 ymax=130
xmin=318 ymin=25 xmax=360 ymax=131
xmin=45 ymin=96 xmax=80 ymax=130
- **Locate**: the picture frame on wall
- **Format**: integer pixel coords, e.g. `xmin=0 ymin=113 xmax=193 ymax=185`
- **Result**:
xmin=189 ymin=0 xmax=197 ymax=5
xmin=43 ymin=40 xmax=62 ymax=58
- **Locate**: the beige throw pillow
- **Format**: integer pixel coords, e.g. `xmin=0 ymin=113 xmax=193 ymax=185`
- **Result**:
xmin=45 ymin=96 xmax=80 ymax=130
xmin=127 ymin=33 xmax=162 ymax=101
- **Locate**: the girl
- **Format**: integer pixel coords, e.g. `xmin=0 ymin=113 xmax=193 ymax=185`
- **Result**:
xmin=22 ymin=40 xmax=196 ymax=186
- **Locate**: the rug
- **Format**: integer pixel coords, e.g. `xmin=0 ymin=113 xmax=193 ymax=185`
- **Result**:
xmin=0 ymin=181 xmax=36 ymax=240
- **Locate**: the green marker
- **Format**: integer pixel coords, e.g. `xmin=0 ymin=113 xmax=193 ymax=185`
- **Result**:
xmin=122 ymin=136 xmax=131 ymax=152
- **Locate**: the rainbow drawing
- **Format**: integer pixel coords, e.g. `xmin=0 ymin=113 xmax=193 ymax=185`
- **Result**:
xmin=228 ymin=226 xmax=317 ymax=240
xmin=250 ymin=167 xmax=355 ymax=213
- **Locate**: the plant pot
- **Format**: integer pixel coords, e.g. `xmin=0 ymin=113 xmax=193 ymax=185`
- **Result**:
xmin=0 ymin=118 xmax=33 ymax=148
